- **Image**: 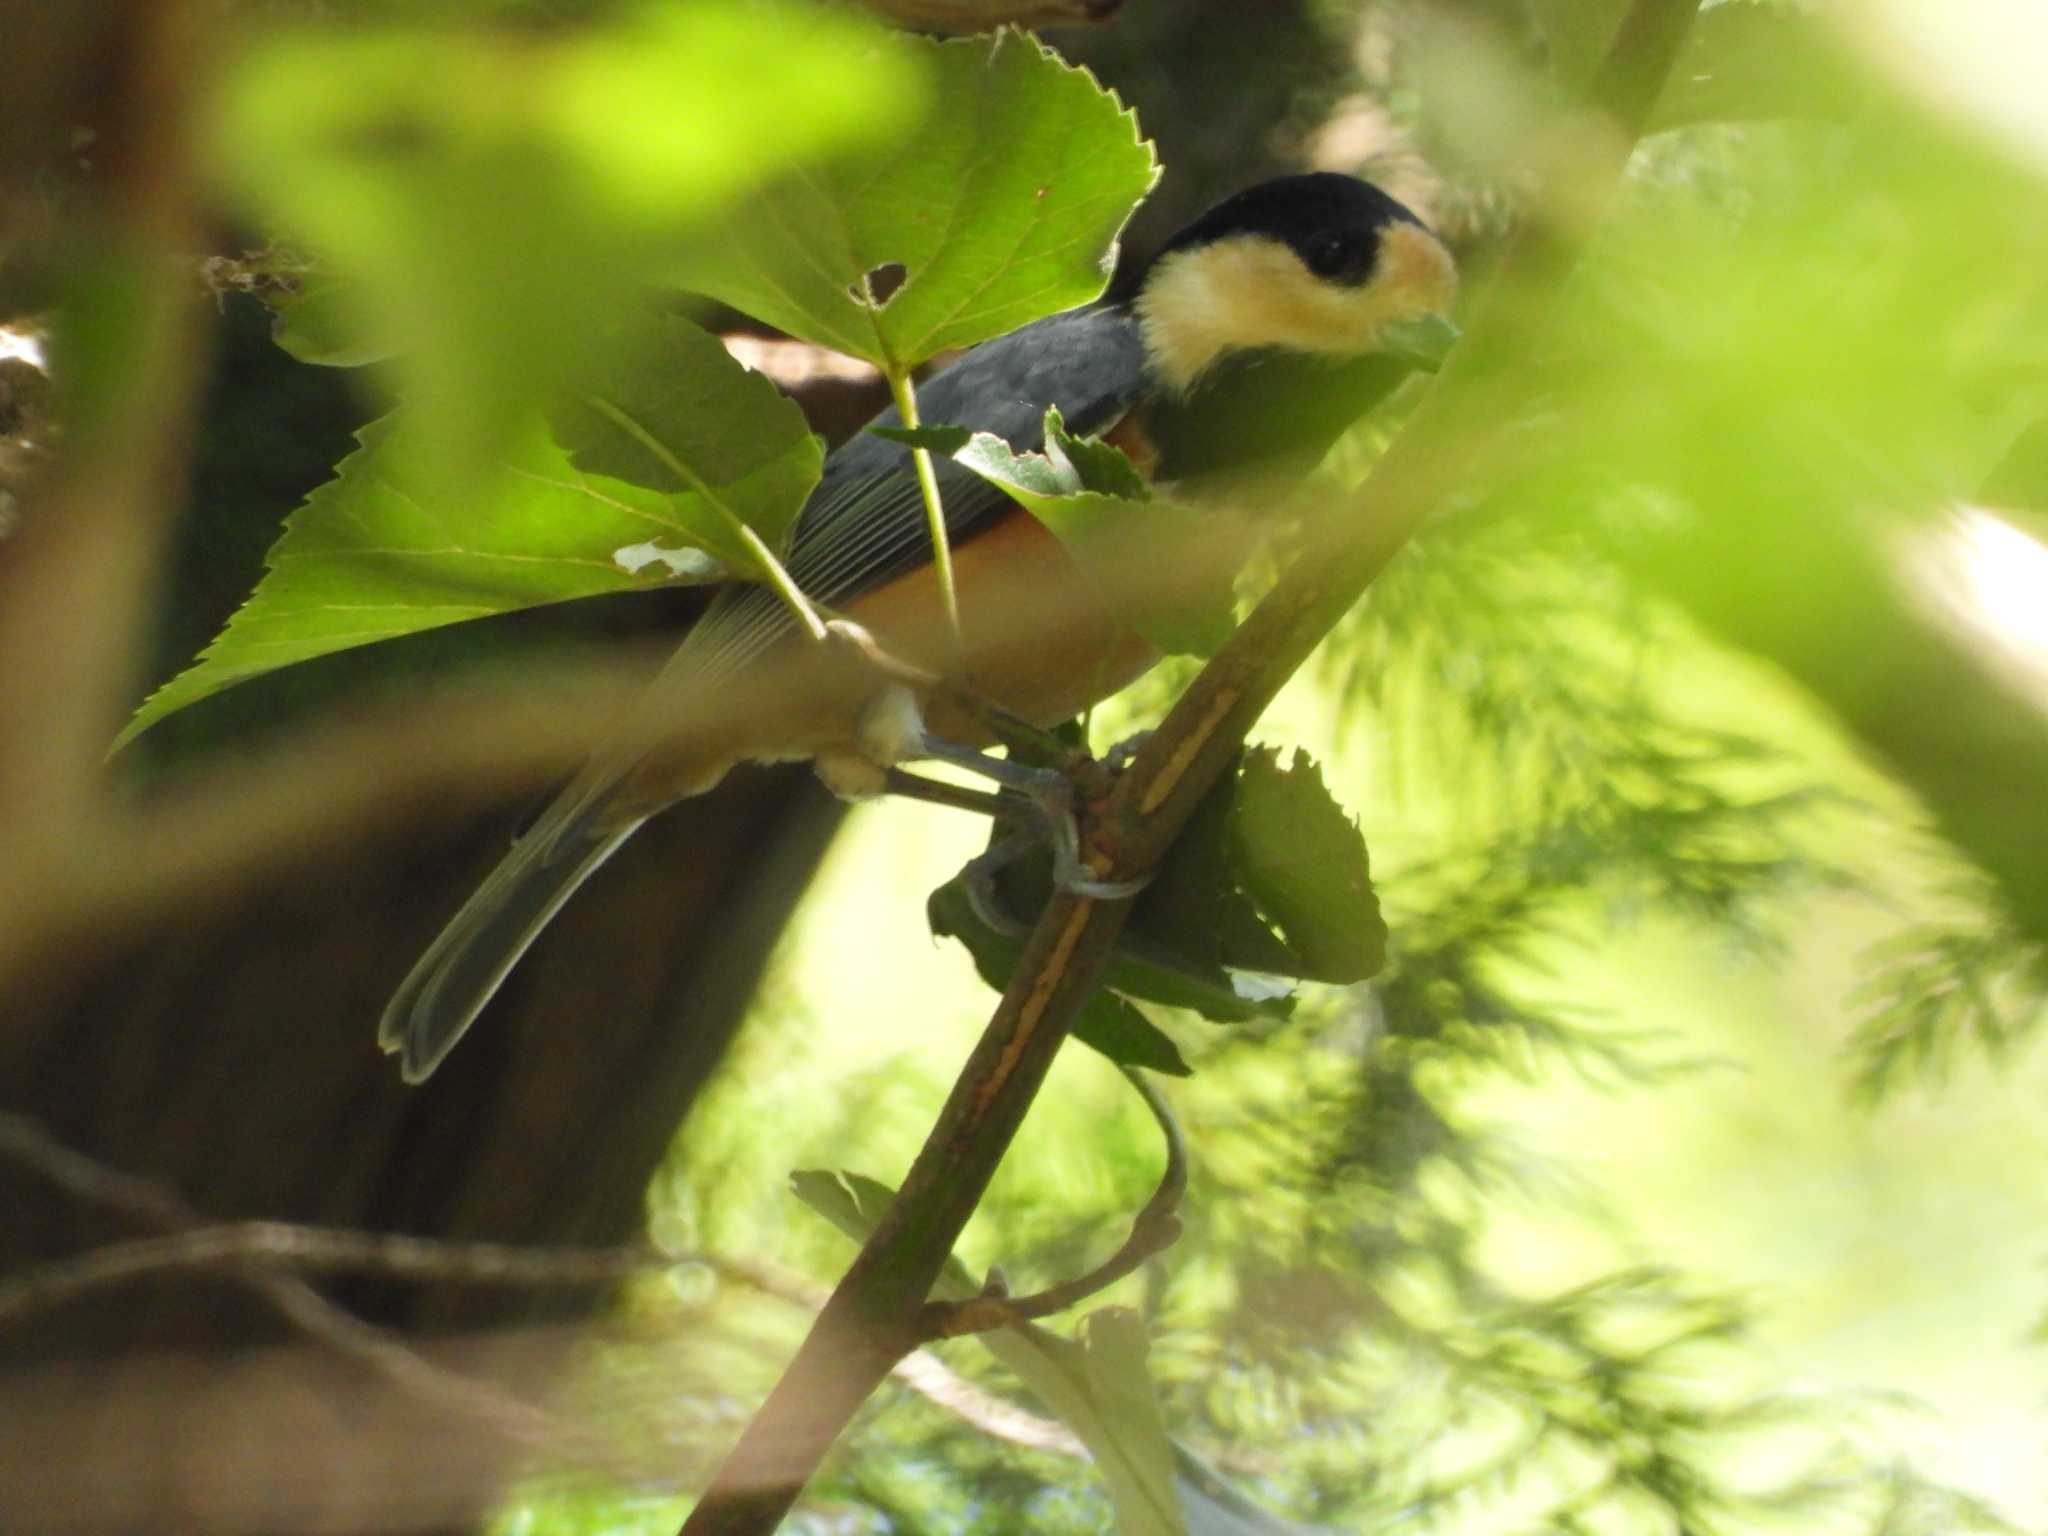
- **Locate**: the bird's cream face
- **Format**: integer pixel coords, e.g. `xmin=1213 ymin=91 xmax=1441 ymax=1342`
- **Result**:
xmin=1135 ymin=220 xmax=1458 ymax=395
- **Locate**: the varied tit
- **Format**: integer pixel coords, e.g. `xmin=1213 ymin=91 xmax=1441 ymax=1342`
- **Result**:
xmin=381 ymin=171 xmax=1457 ymax=1081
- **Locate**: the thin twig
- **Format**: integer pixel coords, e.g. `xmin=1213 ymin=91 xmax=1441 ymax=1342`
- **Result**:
xmin=0 ymin=1221 xmax=658 ymax=1327
xmin=920 ymin=1068 xmax=1186 ymax=1339
xmin=0 ymin=1113 xmax=1082 ymax=1464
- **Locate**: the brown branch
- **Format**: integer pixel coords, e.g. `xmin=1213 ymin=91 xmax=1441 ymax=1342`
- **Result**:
xmin=674 ymin=4 xmax=1703 ymax=1531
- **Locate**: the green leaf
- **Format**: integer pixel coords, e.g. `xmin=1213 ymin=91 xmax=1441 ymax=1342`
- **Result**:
xmin=1047 ymin=408 xmax=1150 ymax=500
xmin=1228 ymin=748 xmax=1386 ymax=985
xmin=115 ymin=369 xmax=813 ymax=747
xmin=270 ymin=280 xmax=396 ymax=368
xmin=209 ymin=0 xmax=917 ymax=490
xmin=948 ymin=409 xmax=1235 ymax=657
xmin=1069 ymin=1310 xmax=1186 ymax=1536
xmin=552 ymin=313 xmax=823 ymax=573
xmin=927 ymin=747 xmax=1383 ymax=1010
xmin=669 ymin=30 xmax=1157 ymax=370
xmin=928 ymin=872 xmax=1282 ymax=1030
xmin=1136 ymin=756 xmax=1303 ymax=980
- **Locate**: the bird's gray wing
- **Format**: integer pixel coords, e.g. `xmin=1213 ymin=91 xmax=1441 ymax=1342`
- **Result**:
xmin=687 ymin=301 xmax=1150 ymax=676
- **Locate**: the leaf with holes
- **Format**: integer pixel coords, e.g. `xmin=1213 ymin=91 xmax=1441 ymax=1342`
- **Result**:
xmin=551 ymin=313 xmax=823 ymax=574
xmin=669 ymin=28 xmax=1156 ymax=371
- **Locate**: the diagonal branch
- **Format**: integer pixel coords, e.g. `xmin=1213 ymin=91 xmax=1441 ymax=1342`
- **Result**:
xmin=676 ymin=5 xmax=1702 ymax=1531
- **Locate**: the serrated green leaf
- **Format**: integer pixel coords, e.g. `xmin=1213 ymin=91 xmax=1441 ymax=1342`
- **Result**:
xmin=1048 ymin=407 xmax=1150 ymax=500
xmin=552 ymin=313 xmax=823 ymax=571
xmin=669 ymin=30 xmax=1156 ymax=370
xmin=1135 ymin=757 xmax=1304 ymax=980
xmin=114 ymin=379 xmax=807 ymax=747
xmin=1228 ymin=748 xmax=1386 ymax=985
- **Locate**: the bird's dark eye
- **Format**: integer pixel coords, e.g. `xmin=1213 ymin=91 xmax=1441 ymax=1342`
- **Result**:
xmin=1300 ymin=231 xmax=1367 ymax=283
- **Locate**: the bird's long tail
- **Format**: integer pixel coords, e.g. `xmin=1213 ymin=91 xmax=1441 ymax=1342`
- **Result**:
xmin=378 ymin=790 xmax=647 ymax=1082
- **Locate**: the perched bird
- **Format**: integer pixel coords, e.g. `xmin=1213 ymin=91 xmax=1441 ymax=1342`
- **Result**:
xmin=380 ymin=172 xmax=1457 ymax=1081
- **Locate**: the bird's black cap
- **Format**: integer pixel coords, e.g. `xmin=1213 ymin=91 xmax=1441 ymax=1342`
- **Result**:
xmin=1147 ymin=171 xmax=1429 ymax=290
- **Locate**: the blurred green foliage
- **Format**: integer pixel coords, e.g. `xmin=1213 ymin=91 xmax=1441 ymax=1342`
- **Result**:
xmin=668 ymin=30 xmax=1156 ymax=371
xmin=208 ymin=0 xmax=917 ymax=486
xmin=103 ymin=0 xmax=2048 ymax=1529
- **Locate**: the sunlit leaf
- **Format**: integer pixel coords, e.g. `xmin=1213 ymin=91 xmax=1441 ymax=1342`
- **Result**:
xmin=209 ymin=0 xmax=918 ymax=488
xmin=941 ymin=408 xmax=1235 ymax=656
xmin=551 ymin=312 xmax=823 ymax=572
xmin=670 ymin=29 xmax=1156 ymax=370
xmin=118 ymin=416 xmax=769 ymax=750
xmin=1228 ymin=747 xmax=1386 ymax=985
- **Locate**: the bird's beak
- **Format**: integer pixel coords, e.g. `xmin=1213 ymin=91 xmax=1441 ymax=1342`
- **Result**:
xmin=1378 ymin=314 xmax=1461 ymax=372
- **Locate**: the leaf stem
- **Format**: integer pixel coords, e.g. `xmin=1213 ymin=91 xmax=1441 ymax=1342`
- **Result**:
xmin=887 ymin=367 xmax=964 ymax=655
xmin=735 ymin=522 xmax=828 ymax=643
xmin=579 ymin=393 xmax=826 ymax=642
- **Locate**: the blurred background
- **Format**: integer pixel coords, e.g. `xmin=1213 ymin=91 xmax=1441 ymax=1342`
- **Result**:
xmin=3 ymin=0 xmax=2047 ymax=1531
